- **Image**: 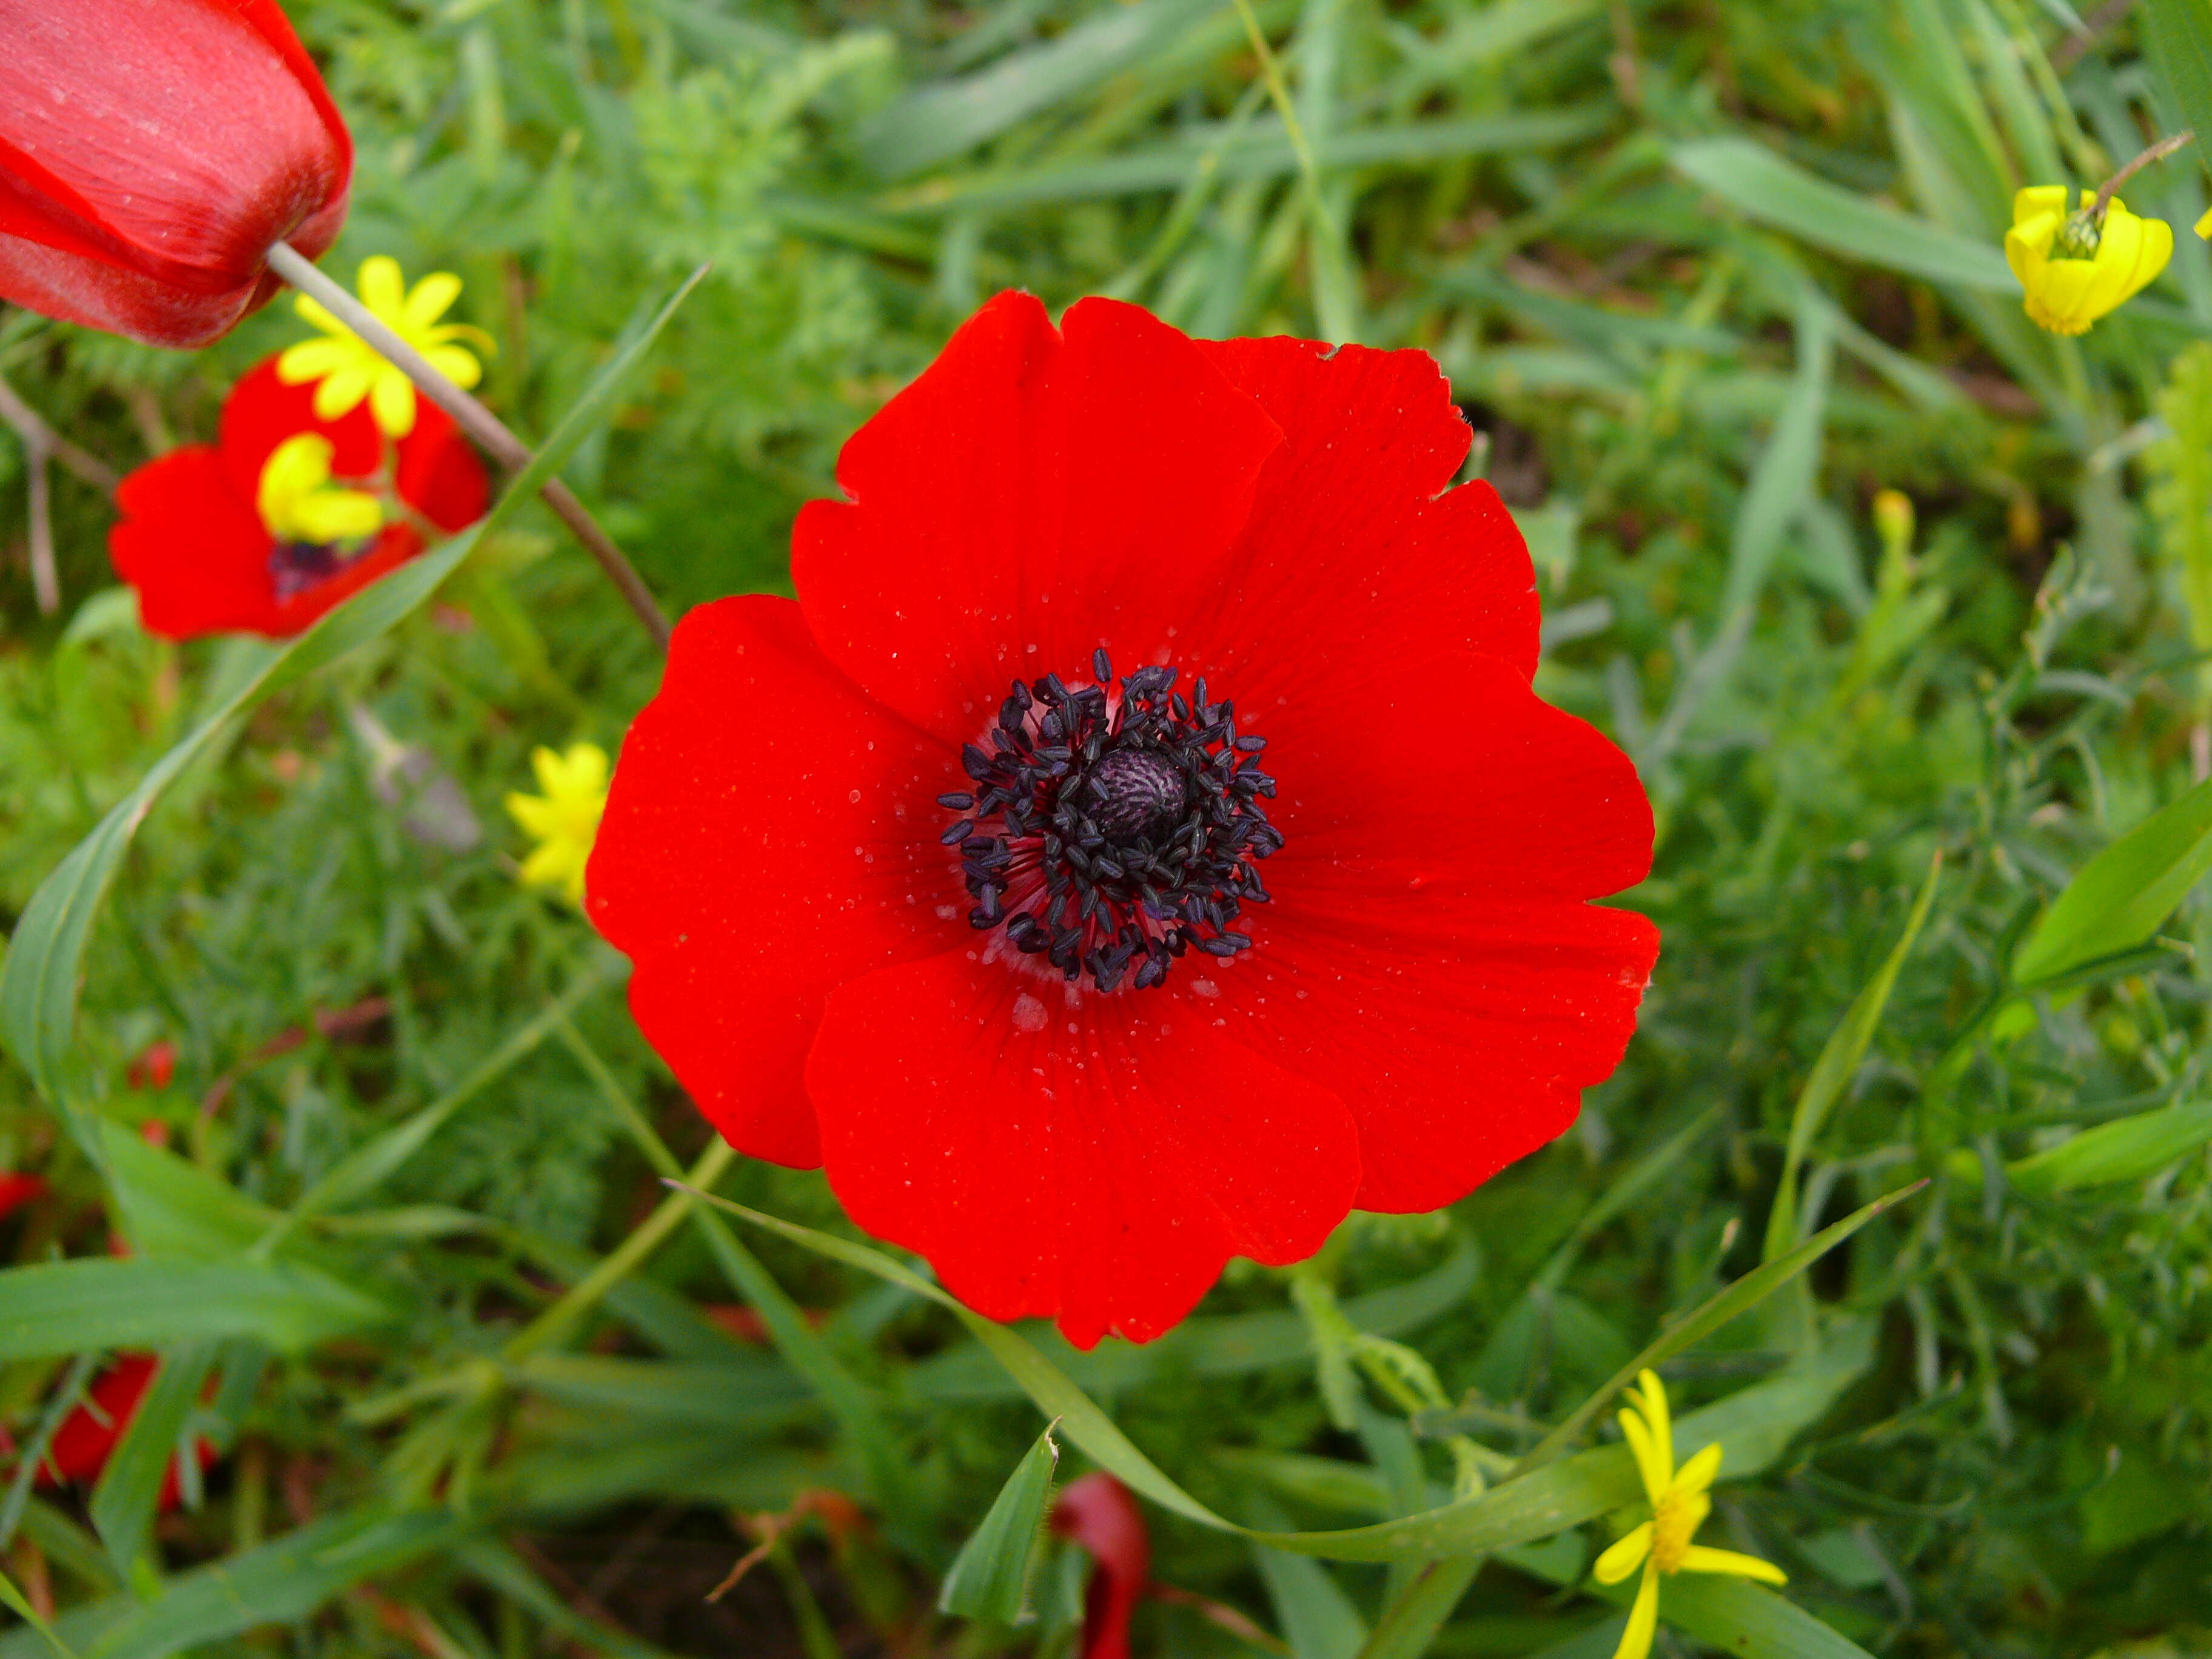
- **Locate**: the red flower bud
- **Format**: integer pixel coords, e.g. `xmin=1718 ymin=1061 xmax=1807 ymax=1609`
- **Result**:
xmin=1052 ymin=1473 xmax=1151 ymax=1659
xmin=0 ymin=0 xmax=352 ymax=348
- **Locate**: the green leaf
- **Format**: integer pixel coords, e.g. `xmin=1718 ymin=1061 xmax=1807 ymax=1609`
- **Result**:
xmin=0 ymin=1261 xmax=387 ymax=1360
xmin=0 ymin=267 xmax=702 ymax=1112
xmin=2142 ymin=0 xmax=2212 ymax=187
xmin=1517 ymin=1186 xmax=1922 ymax=1473
xmin=859 ymin=0 xmax=1221 ymax=175
xmin=88 ymin=1343 xmax=217 ymax=1578
xmin=1352 ymin=1559 xmax=1478 ymax=1659
xmin=939 ymin=1423 xmax=1060 ymax=1623
xmin=1766 ymin=853 xmax=1942 ymax=1261
xmin=1723 ymin=285 xmax=1834 ymax=615
xmin=899 ymin=110 xmax=1608 ymax=212
xmin=0 ymin=1510 xmax=469 ymax=1659
xmin=1661 ymin=1575 xmax=1876 ymax=1658
xmin=2011 ymin=779 xmax=2212 ymax=986
xmin=675 ymin=1190 xmax=1879 ymax=1564
xmin=0 ymin=1564 xmax=76 ymax=1659
xmin=2008 ymin=1102 xmax=2212 ymax=1194
xmin=1672 ymin=138 xmax=2015 ymax=290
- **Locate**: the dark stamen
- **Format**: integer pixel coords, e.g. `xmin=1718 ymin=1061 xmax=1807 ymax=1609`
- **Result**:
xmin=943 ymin=655 xmax=1282 ymax=991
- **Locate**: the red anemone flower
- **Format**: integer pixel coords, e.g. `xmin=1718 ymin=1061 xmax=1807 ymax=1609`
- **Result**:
xmin=0 ymin=0 xmax=350 ymax=349
xmin=110 ymin=357 xmax=488 ymax=640
xmin=0 ymin=1174 xmax=45 ymax=1222
xmin=587 ymin=292 xmax=1658 ymax=1347
xmin=35 ymin=1354 xmax=216 ymax=1509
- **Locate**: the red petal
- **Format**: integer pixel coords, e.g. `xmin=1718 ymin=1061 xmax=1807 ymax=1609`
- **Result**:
xmin=1185 ymin=335 xmax=1538 ymax=688
xmin=586 ymin=595 xmax=960 ymax=1170
xmin=1181 ymin=895 xmax=1656 ymax=1212
xmin=265 ymin=528 xmax=425 ymax=635
xmin=804 ymin=950 xmax=1360 ymax=1347
xmin=1269 ymin=651 xmax=1655 ymax=907
xmin=0 ymin=1174 xmax=46 ymax=1223
xmin=793 ymin=291 xmax=1283 ymax=744
xmin=109 ymin=447 xmax=282 ymax=640
xmin=38 ymin=1354 xmax=159 ymax=1487
xmin=0 ymin=0 xmax=350 ymax=349
xmin=394 ymin=401 xmax=489 ymax=532
xmin=221 ymin=357 xmax=384 ymax=497
xmin=1174 ymin=649 xmax=1657 ymax=1211
xmin=1052 ymin=1473 xmax=1151 ymax=1659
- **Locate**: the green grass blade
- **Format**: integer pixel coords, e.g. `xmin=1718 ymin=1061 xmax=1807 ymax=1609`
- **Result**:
xmin=88 ymin=1342 xmax=218 ymax=1578
xmin=1766 ymin=853 xmax=1942 ymax=1261
xmin=1674 ymin=138 xmax=2015 ymax=289
xmin=1518 ymin=1183 xmax=1924 ymax=1472
xmin=0 ymin=1261 xmax=387 ymax=1361
xmin=939 ymin=1423 xmax=1059 ymax=1621
xmin=2011 ymin=777 xmax=2212 ymax=985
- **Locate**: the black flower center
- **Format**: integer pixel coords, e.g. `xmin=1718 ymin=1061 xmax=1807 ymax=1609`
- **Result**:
xmin=268 ymin=539 xmax=354 ymax=601
xmin=938 ymin=649 xmax=1282 ymax=993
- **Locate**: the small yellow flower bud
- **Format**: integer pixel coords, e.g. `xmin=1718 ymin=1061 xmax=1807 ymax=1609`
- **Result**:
xmin=1871 ymin=488 xmax=1914 ymax=552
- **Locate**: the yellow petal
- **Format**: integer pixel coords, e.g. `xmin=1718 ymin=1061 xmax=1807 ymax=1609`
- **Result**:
xmin=2112 ymin=210 xmax=2174 ymax=306
xmin=1619 ymin=1410 xmax=1669 ymax=1504
xmin=313 ymin=366 xmax=375 ymax=421
xmin=518 ymin=840 xmax=581 ymax=888
xmin=403 ymin=271 xmax=463 ymax=331
xmin=358 ymin=255 xmax=407 ymax=321
xmin=293 ymin=292 xmax=346 ymax=335
xmin=1678 ymin=1546 xmax=1788 ymax=1585
xmin=370 ymin=370 xmax=419 ymax=438
xmin=506 ymin=793 xmax=561 ymax=837
xmin=1610 ymin=1566 xmax=1661 ymax=1659
xmin=1594 ymin=1524 xmax=1653 ymax=1586
xmin=293 ymin=488 xmax=383 ymax=544
xmin=2196 ymin=204 xmax=2212 ymax=241
xmin=2005 ymin=212 xmax=2059 ymax=287
xmin=1633 ymin=1371 xmax=1672 ymax=1484
xmin=277 ymin=338 xmax=350 ymax=383
xmin=1673 ymin=1443 xmax=1723 ymax=1496
xmin=422 ymin=343 xmax=484 ymax=390
xmin=2011 ymin=184 xmax=2070 ymax=228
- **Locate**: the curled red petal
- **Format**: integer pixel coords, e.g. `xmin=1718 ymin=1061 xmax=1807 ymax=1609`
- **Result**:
xmin=1053 ymin=1473 xmax=1151 ymax=1659
xmin=0 ymin=0 xmax=350 ymax=349
xmin=127 ymin=1041 xmax=177 ymax=1092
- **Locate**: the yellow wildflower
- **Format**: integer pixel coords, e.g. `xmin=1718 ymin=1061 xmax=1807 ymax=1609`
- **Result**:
xmin=255 ymin=434 xmax=383 ymax=546
xmin=506 ymin=743 xmax=611 ymax=905
xmin=2197 ymin=206 xmax=2212 ymax=241
xmin=278 ymin=255 xmax=490 ymax=438
xmin=2005 ymin=187 xmax=2173 ymax=336
xmin=1593 ymin=1370 xmax=1787 ymax=1659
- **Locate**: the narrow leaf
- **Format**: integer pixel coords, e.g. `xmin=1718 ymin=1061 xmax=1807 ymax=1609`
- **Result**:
xmin=2009 ymin=1101 xmax=2212 ymax=1194
xmin=2011 ymin=778 xmax=2212 ymax=985
xmin=1766 ymin=853 xmax=1942 ymax=1259
xmin=0 ymin=1261 xmax=386 ymax=1360
xmin=1673 ymin=138 xmax=2015 ymax=289
xmin=2142 ymin=0 xmax=2212 ymax=186
xmin=89 ymin=1343 xmax=217 ymax=1577
xmin=940 ymin=1423 xmax=1061 ymax=1621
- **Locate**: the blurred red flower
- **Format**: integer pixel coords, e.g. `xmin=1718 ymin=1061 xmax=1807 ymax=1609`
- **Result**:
xmin=0 ymin=0 xmax=350 ymax=349
xmin=588 ymin=292 xmax=1658 ymax=1346
xmin=1053 ymin=1473 xmax=1150 ymax=1659
xmin=110 ymin=357 xmax=488 ymax=640
xmin=35 ymin=1355 xmax=214 ymax=1510
xmin=127 ymin=1041 xmax=177 ymax=1093
xmin=0 ymin=1174 xmax=46 ymax=1222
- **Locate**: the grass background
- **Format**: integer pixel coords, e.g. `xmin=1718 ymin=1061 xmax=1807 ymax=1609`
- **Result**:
xmin=4 ymin=0 xmax=2212 ymax=1654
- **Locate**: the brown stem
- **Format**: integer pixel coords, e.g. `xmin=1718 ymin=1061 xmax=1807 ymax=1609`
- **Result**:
xmin=263 ymin=241 xmax=671 ymax=651
xmin=2093 ymin=130 xmax=2195 ymax=217
xmin=0 ymin=372 xmax=121 ymax=618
